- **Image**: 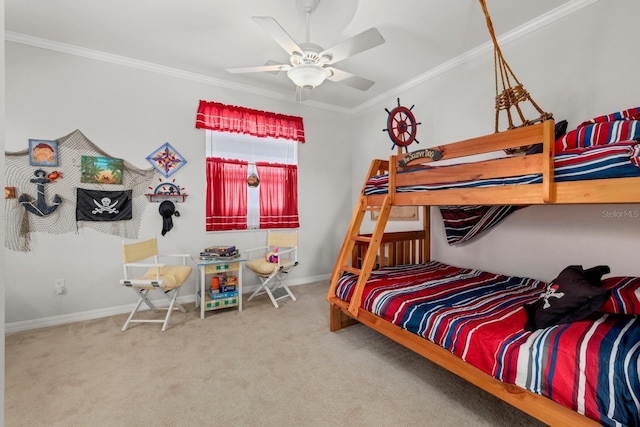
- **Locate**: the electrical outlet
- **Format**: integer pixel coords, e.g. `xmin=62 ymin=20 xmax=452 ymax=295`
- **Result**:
xmin=55 ymin=279 xmax=66 ymax=295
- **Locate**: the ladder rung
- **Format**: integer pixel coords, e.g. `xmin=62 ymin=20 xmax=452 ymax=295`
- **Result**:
xmin=342 ymin=266 xmax=361 ymax=275
xmin=352 ymin=235 xmax=372 ymax=243
xmin=362 ymin=206 xmax=381 ymax=212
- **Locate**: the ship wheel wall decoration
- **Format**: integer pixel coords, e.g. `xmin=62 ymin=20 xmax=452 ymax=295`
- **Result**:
xmin=384 ymin=98 xmax=421 ymax=153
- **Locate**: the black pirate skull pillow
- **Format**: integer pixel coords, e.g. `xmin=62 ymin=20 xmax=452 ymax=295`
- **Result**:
xmin=523 ymin=265 xmax=611 ymax=332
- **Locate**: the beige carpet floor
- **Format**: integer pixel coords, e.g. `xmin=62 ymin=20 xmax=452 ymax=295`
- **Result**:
xmin=5 ymin=282 xmax=545 ymax=427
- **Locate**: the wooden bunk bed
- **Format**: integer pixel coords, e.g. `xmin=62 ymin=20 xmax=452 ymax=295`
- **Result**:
xmin=327 ymin=119 xmax=640 ymax=426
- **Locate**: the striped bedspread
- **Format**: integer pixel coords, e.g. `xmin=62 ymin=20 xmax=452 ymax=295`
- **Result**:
xmin=364 ymin=140 xmax=640 ymax=195
xmin=365 ymin=141 xmax=640 ymax=245
xmin=335 ymin=262 xmax=640 ymax=426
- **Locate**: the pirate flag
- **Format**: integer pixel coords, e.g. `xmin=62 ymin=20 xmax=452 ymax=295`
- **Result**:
xmin=76 ymin=189 xmax=133 ymax=221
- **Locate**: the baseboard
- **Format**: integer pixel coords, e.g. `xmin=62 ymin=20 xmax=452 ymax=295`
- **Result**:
xmin=5 ymin=274 xmax=330 ymax=334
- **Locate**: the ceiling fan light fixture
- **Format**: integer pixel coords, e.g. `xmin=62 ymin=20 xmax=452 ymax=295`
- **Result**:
xmin=287 ymin=65 xmax=329 ymax=90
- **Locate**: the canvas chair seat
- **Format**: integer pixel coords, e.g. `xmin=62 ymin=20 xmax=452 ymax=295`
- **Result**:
xmin=136 ymin=266 xmax=192 ymax=290
xmin=245 ymin=231 xmax=298 ymax=308
xmin=245 ymin=258 xmax=293 ymax=276
xmin=119 ymin=237 xmax=192 ymax=331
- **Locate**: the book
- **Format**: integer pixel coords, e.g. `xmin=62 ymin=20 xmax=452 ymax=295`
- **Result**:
xmin=207 ymin=289 xmax=238 ymax=300
xmin=199 ymin=250 xmax=240 ymax=261
xmin=220 ymin=285 xmax=237 ymax=293
xmin=215 ymin=250 xmax=240 ymax=258
xmin=203 ymin=245 xmax=236 ymax=256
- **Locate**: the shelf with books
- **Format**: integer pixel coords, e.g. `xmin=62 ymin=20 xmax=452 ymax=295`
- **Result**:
xmin=200 ymin=289 xmax=239 ymax=311
xmin=195 ymin=255 xmax=245 ymax=319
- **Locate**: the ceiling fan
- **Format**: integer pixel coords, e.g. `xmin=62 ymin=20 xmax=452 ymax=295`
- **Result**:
xmin=226 ymin=0 xmax=385 ymax=99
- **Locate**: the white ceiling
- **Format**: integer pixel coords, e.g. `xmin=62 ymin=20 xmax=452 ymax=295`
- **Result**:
xmin=5 ymin=0 xmax=580 ymax=112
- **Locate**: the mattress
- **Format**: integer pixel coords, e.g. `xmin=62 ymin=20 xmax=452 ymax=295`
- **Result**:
xmin=335 ymin=261 xmax=640 ymax=426
xmin=364 ymin=140 xmax=640 ymax=195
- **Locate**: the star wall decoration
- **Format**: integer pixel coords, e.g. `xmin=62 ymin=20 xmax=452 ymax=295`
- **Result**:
xmin=145 ymin=142 xmax=187 ymax=178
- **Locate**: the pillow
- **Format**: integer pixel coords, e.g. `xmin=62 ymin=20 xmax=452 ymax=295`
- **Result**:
xmin=577 ymin=106 xmax=640 ymax=127
xmin=582 ymin=264 xmax=610 ymax=286
xmin=556 ymin=120 xmax=640 ymax=152
xmin=524 ymin=266 xmax=611 ymax=331
xmin=245 ymin=258 xmax=278 ymax=276
xmin=598 ymin=276 xmax=640 ymax=315
xmin=525 ymin=120 xmax=568 ymax=155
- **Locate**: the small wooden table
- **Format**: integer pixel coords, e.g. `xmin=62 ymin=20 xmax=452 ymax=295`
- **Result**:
xmin=195 ymin=257 xmax=245 ymax=319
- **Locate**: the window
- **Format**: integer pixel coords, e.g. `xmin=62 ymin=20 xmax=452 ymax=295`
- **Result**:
xmin=205 ymin=132 xmax=299 ymax=231
xmin=196 ymin=100 xmax=305 ymax=232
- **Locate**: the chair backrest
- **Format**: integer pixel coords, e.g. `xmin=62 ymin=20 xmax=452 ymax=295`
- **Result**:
xmin=267 ymin=231 xmax=298 ymax=263
xmin=267 ymin=231 xmax=297 ymax=249
xmin=122 ymin=237 xmax=159 ymax=264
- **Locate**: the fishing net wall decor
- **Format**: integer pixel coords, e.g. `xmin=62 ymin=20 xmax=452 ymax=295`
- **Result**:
xmin=5 ymin=129 xmax=159 ymax=252
xmin=479 ymin=0 xmax=553 ymax=153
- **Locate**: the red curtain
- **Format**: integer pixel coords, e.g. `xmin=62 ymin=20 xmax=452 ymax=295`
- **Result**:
xmin=206 ymin=158 xmax=248 ymax=231
xmin=256 ymin=162 xmax=299 ymax=229
xmin=196 ymin=100 xmax=305 ymax=143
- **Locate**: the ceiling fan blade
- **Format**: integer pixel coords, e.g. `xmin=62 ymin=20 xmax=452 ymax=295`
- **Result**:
xmin=252 ymin=16 xmax=303 ymax=56
xmin=326 ymin=67 xmax=375 ymax=91
xmin=321 ymin=27 xmax=385 ymax=65
xmin=226 ymin=64 xmax=290 ymax=74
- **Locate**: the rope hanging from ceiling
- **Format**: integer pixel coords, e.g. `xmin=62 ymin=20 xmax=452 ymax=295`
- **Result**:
xmin=479 ymin=0 xmax=553 ymax=148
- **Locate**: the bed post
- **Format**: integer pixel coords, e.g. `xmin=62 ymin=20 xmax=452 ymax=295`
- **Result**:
xmin=330 ymin=304 xmax=359 ymax=332
xmin=423 ymin=206 xmax=431 ymax=262
xmin=541 ymin=119 xmax=556 ymax=203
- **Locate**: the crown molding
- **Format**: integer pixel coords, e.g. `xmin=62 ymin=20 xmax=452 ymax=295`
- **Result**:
xmin=5 ymin=0 xmax=597 ymax=116
xmin=352 ymin=0 xmax=599 ymax=114
xmin=4 ymin=30 xmax=351 ymax=114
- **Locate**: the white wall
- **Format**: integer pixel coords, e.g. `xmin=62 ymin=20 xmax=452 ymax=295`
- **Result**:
xmin=4 ymin=42 xmax=353 ymax=329
xmin=5 ymin=0 xmax=640 ymax=332
xmin=1 ymin=0 xmax=7 ymax=422
xmin=351 ymin=0 xmax=640 ymax=281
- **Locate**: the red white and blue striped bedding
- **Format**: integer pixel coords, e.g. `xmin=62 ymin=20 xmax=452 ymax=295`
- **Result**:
xmin=364 ymin=141 xmax=640 ymax=195
xmin=335 ymin=261 xmax=640 ymax=426
xmin=439 ymin=205 xmax=525 ymax=245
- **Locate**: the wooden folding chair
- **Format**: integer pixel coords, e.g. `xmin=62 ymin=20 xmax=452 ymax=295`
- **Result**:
xmin=120 ymin=237 xmax=192 ymax=331
xmin=245 ymin=231 xmax=298 ymax=308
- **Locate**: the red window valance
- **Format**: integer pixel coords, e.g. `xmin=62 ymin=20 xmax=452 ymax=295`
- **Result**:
xmin=196 ymin=100 xmax=305 ymax=143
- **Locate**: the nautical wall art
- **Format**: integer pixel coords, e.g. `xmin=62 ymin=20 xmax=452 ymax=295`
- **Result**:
xmin=5 ymin=129 xmax=158 ymax=252
xmin=145 ymin=142 xmax=187 ymax=178
xmin=18 ymin=169 xmax=62 ymax=217
xmin=29 ymin=139 xmax=59 ymax=167
xmin=145 ymin=178 xmax=188 ymax=203
xmin=76 ymin=189 xmax=133 ymax=221
xmin=81 ymin=155 xmax=124 ymax=184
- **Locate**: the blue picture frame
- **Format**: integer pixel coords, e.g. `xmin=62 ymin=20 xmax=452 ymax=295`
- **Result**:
xmin=29 ymin=139 xmax=59 ymax=167
xmin=145 ymin=142 xmax=187 ymax=178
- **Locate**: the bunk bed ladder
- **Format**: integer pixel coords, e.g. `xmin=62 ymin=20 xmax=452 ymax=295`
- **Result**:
xmin=328 ymin=193 xmax=392 ymax=317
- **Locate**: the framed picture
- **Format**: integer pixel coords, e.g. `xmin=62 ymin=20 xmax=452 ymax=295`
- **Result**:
xmin=29 ymin=139 xmax=58 ymax=166
xmin=371 ymin=206 xmax=419 ymax=222
xmin=80 ymin=155 xmax=124 ymax=184
xmin=146 ymin=142 xmax=187 ymax=178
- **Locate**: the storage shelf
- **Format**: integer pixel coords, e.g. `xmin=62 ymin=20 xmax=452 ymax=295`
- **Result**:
xmin=202 ymin=292 xmax=239 ymax=311
xmin=196 ymin=257 xmax=245 ymax=319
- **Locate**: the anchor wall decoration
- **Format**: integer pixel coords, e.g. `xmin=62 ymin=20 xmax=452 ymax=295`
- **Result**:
xmin=18 ymin=169 xmax=62 ymax=216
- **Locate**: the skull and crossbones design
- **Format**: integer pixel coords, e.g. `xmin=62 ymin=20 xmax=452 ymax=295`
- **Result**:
xmin=92 ymin=197 xmax=120 ymax=215
xmin=540 ymin=283 xmax=564 ymax=309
